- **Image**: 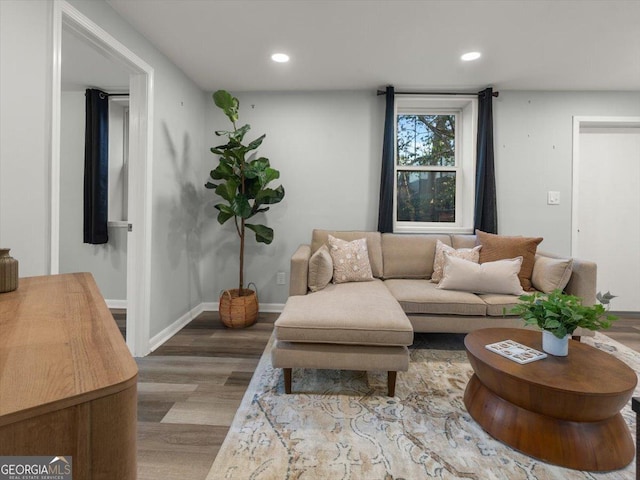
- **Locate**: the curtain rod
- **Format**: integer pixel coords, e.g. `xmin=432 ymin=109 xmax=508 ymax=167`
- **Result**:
xmin=107 ymin=93 xmax=129 ymax=97
xmin=376 ymin=90 xmax=499 ymax=98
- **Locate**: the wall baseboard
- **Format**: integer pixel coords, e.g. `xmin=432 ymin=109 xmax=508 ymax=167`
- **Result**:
xmin=146 ymin=302 xmax=284 ymax=354
xmin=105 ymin=299 xmax=127 ymax=309
xmin=201 ymin=302 xmax=285 ymax=313
xmin=148 ymin=303 xmax=204 ymax=353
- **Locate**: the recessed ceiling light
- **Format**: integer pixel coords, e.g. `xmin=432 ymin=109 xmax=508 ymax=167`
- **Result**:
xmin=461 ymin=51 xmax=481 ymax=62
xmin=271 ymin=53 xmax=290 ymax=63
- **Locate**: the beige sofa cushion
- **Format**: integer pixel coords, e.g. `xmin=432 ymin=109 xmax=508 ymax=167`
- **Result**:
xmin=275 ymin=279 xmax=413 ymax=347
xmin=272 ymin=342 xmax=409 ymax=372
xmin=532 ymin=255 xmax=573 ymax=294
xmin=384 ymin=279 xmax=487 ymax=315
xmin=451 ymin=234 xmax=477 ymax=249
xmin=382 ymin=234 xmax=450 ymax=279
xmin=308 ymin=245 xmax=333 ymax=292
xmin=311 ymin=230 xmax=383 ymax=278
xmin=478 ymin=293 xmax=523 ymax=317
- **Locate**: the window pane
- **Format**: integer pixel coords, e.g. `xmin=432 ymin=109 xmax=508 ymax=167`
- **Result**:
xmin=397 ymin=171 xmax=456 ymax=222
xmin=397 ymin=114 xmax=455 ymax=167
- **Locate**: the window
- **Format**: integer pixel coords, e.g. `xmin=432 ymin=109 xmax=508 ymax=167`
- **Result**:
xmin=394 ymin=96 xmax=477 ymax=233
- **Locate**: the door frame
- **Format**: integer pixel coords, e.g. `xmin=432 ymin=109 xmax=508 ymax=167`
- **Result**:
xmin=51 ymin=0 xmax=154 ymax=356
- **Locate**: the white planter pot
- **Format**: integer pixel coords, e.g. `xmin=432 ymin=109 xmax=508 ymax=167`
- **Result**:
xmin=542 ymin=330 xmax=570 ymax=356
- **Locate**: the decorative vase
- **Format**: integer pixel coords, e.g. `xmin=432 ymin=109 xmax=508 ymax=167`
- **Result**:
xmin=542 ymin=329 xmax=569 ymax=356
xmin=219 ymin=286 xmax=258 ymax=328
xmin=0 ymin=248 xmax=18 ymax=293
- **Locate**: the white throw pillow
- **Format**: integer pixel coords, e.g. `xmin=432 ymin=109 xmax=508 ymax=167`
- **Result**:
xmin=308 ymin=245 xmax=333 ymax=292
xmin=431 ymin=239 xmax=482 ymax=283
xmin=531 ymin=256 xmax=573 ymax=294
xmin=437 ymin=254 xmax=525 ymax=295
xmin=328 ymin=235 xmax=374 ymax=284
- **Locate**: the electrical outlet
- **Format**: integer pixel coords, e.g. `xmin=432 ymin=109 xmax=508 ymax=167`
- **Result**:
xmin=547 ymin=191 xmax=560 ymax=205
xmin=276 ymin=272 xmax=286 ymax=285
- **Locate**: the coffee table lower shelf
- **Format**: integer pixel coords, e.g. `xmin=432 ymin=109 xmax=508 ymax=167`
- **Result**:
xmin=464 ymin=374 xmax=634 ymax=471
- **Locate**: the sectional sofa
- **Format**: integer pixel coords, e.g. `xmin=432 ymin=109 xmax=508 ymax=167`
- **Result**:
xmin=272 ymin=229 xmax=597 ymax=395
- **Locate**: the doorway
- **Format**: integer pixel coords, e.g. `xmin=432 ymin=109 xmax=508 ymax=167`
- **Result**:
xmin=572 ymin=116 xmax=640 ymax=312
xmin=51 ymin=0 xmax=154 ymax=356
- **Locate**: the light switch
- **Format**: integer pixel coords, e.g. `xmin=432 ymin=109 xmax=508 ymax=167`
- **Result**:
xmin=547 ymin=191 xmax=560 ymax=205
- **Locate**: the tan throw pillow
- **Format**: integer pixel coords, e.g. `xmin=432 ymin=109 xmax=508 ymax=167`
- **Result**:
xmin=437 ymin=254 xmax=525 ymax=295
xmin=476 ymin=230 xmax=543 ymax=291
xmin=328 ymin=235 xmax=374 ymax=284
xmin=431 ymin=239 xmax=482 ymax=283
xmin=308 ymin=245 xmax=333 ymax=292
xmin=531 ymin=256 xmax=574 ymax=294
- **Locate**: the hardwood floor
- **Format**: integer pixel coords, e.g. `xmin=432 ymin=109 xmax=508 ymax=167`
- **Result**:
xmin=124 ymin=310 xmax=639 ymax=480
xmin=135 ymin=312 xmax=276 ymax=480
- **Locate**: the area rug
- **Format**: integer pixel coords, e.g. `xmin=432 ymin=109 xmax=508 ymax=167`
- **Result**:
xmin=206 ymin=332 xmax=638 ymax=479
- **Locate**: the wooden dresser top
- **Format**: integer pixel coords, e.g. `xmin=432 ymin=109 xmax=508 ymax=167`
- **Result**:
xmin=0 ymin=273 xmax=138 ymax=425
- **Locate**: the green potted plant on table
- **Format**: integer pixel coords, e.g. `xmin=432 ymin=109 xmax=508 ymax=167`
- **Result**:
xmin=205 ymin=90 xmax=285 ymax=328
xmin=510 ymin=290 xmax=617 ymax=356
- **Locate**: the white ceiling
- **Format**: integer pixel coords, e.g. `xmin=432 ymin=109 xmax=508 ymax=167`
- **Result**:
xmin=105 ymin=0 xmax=640 ymax=93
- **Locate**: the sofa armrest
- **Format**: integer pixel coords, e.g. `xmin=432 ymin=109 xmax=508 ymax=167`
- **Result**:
xmin=564 ymin=257 xmax=597 ymax=306
xmin=289 ymin=244 xmax=312 ymax=296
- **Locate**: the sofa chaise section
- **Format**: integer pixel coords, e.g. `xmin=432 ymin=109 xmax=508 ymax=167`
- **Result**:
xmin=272 ymin=279 xmax=413 ymax=396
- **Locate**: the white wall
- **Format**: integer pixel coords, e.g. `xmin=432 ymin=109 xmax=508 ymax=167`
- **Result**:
xmin=0 ymin=0 xmax=52 ymax=276
xmin=65 ymin=0 xmax=209 ymax=337
xmin=494 ymin=91 xmax=640 ymax=255
xmin=201 ymin=91 xmax=385 ymax=305
xmin=0 ymin=0 xmax=209 ymax=339
xmin=201 ymin=90 xmax=640 ymax=305
xmin=59 ymin=91 xmax=127 ymax=301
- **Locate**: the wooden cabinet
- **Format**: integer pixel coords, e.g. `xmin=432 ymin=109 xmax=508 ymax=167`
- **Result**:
xmin=0 ymin=273 xmax=138 ymax=479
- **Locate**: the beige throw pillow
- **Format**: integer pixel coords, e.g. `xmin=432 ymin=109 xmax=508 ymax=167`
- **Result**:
xmin=328 ymin=235 xmax=374 ymax=284
xmin=431 ymin=239 xmax=482 ymax=283
xmin=437 ymin=254 xmax=525 ymax=295
xmin=308 ymin=245 xmax=333 ymax=292
xmin=531 ymin=256 xmax=573 ymax=294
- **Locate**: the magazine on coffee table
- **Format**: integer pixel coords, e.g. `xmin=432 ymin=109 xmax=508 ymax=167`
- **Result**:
xmin=485 ymin=339 xmax=547 ymax=364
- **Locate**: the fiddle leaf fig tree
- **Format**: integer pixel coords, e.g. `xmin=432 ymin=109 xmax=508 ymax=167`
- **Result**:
xmin=205 ymin=90 xmax=285 ymax=294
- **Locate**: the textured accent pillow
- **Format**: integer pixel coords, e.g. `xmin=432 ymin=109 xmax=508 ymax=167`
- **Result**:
xmin=328 ymin=235 xmax=374 ymax=284
xmin=476 ymin=230 xmax=543 ymax=291
xmin=437 ymin=254 xmax=525 ymax=295
xmin=308 ymin=245 xmax=333 ymax=292
xmin=531 ymin=256 xmax=574 ymax=294
xmin=431 ymin=239 xmax=482 ymax=283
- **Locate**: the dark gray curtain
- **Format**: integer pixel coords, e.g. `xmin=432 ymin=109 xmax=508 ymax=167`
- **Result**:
xmin=377 ymin=86 xmax=395 ymax=233
xmin=474 ymin=87 xmax=497 ymax=233
xmin=83 ymin=89 xmax=109 ymax=244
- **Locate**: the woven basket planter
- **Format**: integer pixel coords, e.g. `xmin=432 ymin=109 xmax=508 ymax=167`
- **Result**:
xmin=219 ymin=287 xmax=258 ymax=328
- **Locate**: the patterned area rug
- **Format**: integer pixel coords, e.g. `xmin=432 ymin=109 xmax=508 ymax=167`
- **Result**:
xmin=206 ymin=332 xmax=638 ymax=479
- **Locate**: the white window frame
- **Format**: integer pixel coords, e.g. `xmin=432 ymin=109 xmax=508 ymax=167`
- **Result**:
xmin=393 ymin=95 xmax=478 ymax=234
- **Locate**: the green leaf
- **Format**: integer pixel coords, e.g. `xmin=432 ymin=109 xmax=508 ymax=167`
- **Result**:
xmin=204 ymin=181 xmax=217 ymax=189
xmin=230 ymin=194 xmax=252 ymax=218
xmin=214 ymin=204 xmax=234 ymax=225
xmin=246 ymin=134 xmax=266 ymax=152
xmin=230 ymin=124 xmax=251 ymax=143
xmin=213 ymin=90 xmax=239 ymax=123
xmin=246 ymin=223 xmax=274 ymax=244
xmin=254 ymin=185 xmax=285 ymax=208
xmin=210 ymin=162 xmax=234 ymax=180
xmin=214 ymin=178 xmax=238 ymax=202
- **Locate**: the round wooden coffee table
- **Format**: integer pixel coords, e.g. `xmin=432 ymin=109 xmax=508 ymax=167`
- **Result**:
xmin=464 ymin=328 xmax=637 ymax=471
